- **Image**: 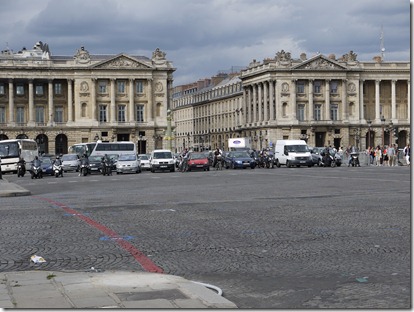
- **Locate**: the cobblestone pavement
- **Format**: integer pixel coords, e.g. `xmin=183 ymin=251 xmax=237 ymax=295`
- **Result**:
xmin=0 ymin=166 xmax=411 ymax=308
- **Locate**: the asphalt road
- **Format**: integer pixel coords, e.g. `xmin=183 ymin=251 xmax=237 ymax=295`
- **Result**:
xmin=1 ymin=165 xmax=411 ymax=308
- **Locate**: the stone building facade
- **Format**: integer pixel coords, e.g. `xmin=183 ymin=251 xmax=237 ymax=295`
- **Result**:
xmin=172 ymin=51 xmax=410 ymax=152
xmin=0 ymin=42 xmax=175 ymax=155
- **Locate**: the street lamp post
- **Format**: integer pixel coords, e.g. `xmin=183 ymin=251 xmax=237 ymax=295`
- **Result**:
xmin=381 ymin=116 xmax=386 ymax=147
xmin=139 ymin=134 xmax=143 ymax=154
xmin=367 ymin=119 xmax=372 ymax=149
xmin=165 ymin=109 xmax=174 ymax=151
xmin=187 ymin=133 xmax=190 ymax=150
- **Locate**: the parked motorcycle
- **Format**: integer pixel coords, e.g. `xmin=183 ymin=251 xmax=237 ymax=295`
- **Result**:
xmin=53 ymin=163 xmax=63 ymax=177
xmin=17 ymin=162 xmax=26 ymax=177
xmin=31 ymin=162 xmax=43 ymax=179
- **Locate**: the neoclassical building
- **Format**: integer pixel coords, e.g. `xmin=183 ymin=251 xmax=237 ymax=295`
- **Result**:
xmin=0 ymin=41 xmax=175 ymax=154
xmin=172 ymin=50 xmax=410 ymax=152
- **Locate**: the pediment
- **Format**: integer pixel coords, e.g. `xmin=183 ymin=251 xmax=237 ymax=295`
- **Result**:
xmin=92 ymin=54 xmax=153 ymax=69
xmin=293 ymin=55 xmax=347 ymax=71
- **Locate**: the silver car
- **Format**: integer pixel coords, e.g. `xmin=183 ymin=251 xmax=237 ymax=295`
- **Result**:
xmin=138 ymin=154 xmax=151 ymax=171
xmin=62 ymin=154 xmax=80 ymax=172
xmin=116 ymin=154 xmax=141 ymax=174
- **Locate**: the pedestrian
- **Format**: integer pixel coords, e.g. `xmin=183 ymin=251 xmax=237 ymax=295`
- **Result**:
xmin=382 ymin=146 xmax=389 ymax=166
xmin=403 ymin=144 xmax=410 ymax=166
xmin=374 ymin=146 xmax=382 ymax=166
xmin=387 ymin=144 xmax=396 ymax=166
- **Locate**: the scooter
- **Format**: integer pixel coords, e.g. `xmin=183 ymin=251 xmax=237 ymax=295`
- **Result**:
xmin=101 ymin=159 xmax=112 ymax=176
xmin=349 ymin=153 xmax=361 ymax=167
xmin=17 ymin=162 xmax=26 ymax=177
xmin=31 ymin=163 xmax=43 ymax=179
xmin=53 ymin=163 xmax=63 ymax=177
xmin=80 ymin=163 xmax=90 ymax=176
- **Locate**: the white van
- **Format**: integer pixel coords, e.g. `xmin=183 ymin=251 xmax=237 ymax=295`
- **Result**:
xmin=274 ymin=140 xmax=313 ymax=168
xmin=149 ymin=149 xmax=175 ymax=172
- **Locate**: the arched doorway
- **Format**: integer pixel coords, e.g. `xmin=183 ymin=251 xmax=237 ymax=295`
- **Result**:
xmin=16 ymin=134 xmax=28 ymax=139
xmin=36 ymin=134 xmax=49 ymax=155
xmin=0 ymin=134 xmax=8 ymax=140
xmin=397 ymin=130 xmax=408 ymax=148
xmin=55 ymin=134 xmax=68 ymax=155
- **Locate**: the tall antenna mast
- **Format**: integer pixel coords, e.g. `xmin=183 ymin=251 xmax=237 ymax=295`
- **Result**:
xmin=380 ymin=25 xmax=385 ymax=61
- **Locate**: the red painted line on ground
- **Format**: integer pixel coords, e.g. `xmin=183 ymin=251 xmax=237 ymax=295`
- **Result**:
xmin=33 ymin=195 xmax=163 ymax=273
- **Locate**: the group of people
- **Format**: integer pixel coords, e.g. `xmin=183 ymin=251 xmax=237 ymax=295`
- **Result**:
xmin=366 ymin=143 xmax=410 ymax=166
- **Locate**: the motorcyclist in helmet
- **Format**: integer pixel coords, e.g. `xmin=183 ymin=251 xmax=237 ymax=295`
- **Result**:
xmin=33 ymin=156 xmax=41 ymax=167
xmin=54 ymin=155 xmax=62 ymax=166
xmin=79 ymin=154 xmax=90 ymax=176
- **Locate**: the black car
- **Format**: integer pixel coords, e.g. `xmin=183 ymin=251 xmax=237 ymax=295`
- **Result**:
xmin=88 ymin=155 xmax=103 ymax=173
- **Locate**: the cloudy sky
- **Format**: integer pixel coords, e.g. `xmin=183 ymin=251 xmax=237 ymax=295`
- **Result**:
xmin=0 ymin=0 xmax=410 ymax=85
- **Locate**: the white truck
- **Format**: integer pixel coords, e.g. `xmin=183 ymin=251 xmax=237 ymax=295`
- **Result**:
xmin=228 ymin=137 xmax=252 ymax=150
xmin=274 ymin=139 xmax=313 ymax=168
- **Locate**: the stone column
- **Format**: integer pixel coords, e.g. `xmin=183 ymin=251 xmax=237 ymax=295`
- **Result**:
xmin=129 ymin=78 xmax=135 ymax=123
xmin=359 ymin=80 xmax=364 ymax=120
xmin=110 ymin=79 xmax=116 ymax=123
xmin=252 ymin=84 xmax=257 ymax=123
xmin=325 ymin=80 xmax=330 ymax=120
xmin=147 ymin=79 xmax=153 ymax=122
xmin=263 ymin=81 xmax=268 ymax=122
xmin=375 ymin=80 xmax=381 ymax=121
xmin=247 ymin=87 xmax=252 ymax=124
xmin=242 ymin=87 xmax=247 ymax=125
xmin=308 ymin=80 xmax=313 ymax=121
xmin=341 ymin=79 xmax=347 ymax=121
xmin=90 ymin=78 xmax=96 ymax=121
xmin=258 ymin=83 xmax=262 ymax=122
xmin=67 ymin=79 xmax=73 ymax=122
xmin=28 ymin=79 xmax=34 ymax=124
xmin=291 ymin=80 xmax=296 ymax=119
xmin=391 ymin=80 xmax=396 ymax=121
xmin=269 ymin=80 xmax=274 ymax=120
xmin=407 ymin=80 xmax=410 ymax=121
xmin=8 ymin=79 xmax=14 ymax=124
xmin=48 ymin=80 xmax=54 ymax=125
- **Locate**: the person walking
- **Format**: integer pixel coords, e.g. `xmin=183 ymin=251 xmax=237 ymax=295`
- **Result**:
xmin=374 ymin=146 xmax=381 ymax=166
xmin=387 ymin=144 xmax=396 ymax=166
xmin=403 ymin=144 xmax=410 ymax=166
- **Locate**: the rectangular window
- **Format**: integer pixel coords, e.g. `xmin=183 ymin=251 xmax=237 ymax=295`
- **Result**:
xmin=99 ymin=82 xmax=107 ymax=93
xmin=296 ymin=82 xmax=305 ymax=93
xmin=99 ymin=105 xmax=107 ymax=122
xmin=314 ymin=104 xmax=321 ymax=121
xmin=314 ymin=81 xmax=321 ymax=93
xmin=35 ymin=106 xmax=44 ymax=123
xmin=54 ymin=106 xmax=63 ymax=123
xmin=136 ymin=81 xmax=144 ymax=93
xmin=297 ymin=104 xmax=305 ymax=121
xmin=135 ymin=104 xmax=144 ymax=122
xmin=117 ymin=81 xmax=125 ymax=93
xmin=35 ymin=85 xmax=44 ymax=95
xmin=16 ymin=107 xmax=25 ymax=123
xmin=330 ymin=104 xmax=338 ymax=121
xmin=0 ymin=106 xmax=5 ymax=123
xmin=330 ymin=81 xmax=338 ymax=94
xmin=16 ymin=85 xmax=24 ymax=95
xmin=118 ymin=105 xmax=126 ymax=122
xmin=0 ymin=84 xmax=4 ymax=95
xmin=54 ymin=83 xmax=62 ymax=95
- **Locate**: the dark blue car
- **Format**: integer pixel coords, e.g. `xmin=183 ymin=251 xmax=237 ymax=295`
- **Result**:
xmin=224 ymin=151 xmax=256 ymax=169
xmin=40 ymin=157 xmax=54 ymax=175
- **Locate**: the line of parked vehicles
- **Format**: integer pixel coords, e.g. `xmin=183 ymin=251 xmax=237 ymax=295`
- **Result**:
xmin=8 ymin=140 xmax=350 ymax=179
